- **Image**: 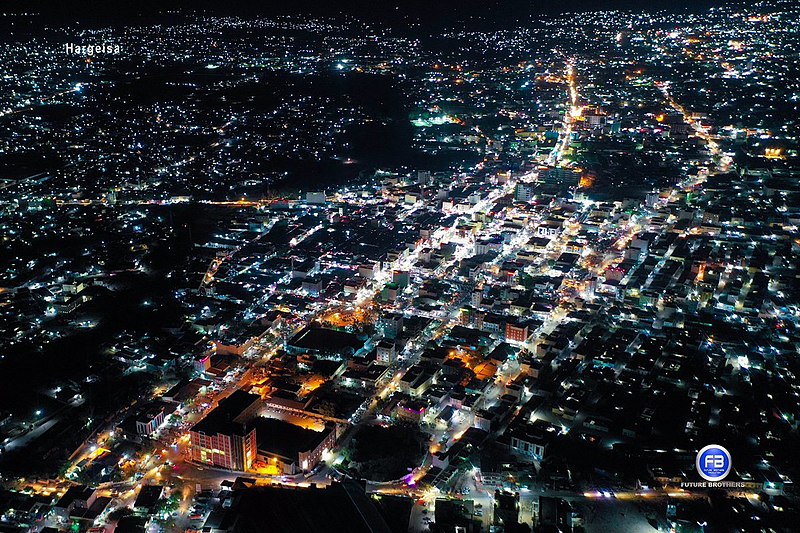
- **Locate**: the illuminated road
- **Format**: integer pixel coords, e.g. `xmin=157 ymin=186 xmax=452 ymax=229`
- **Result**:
xmin=0 ymin=84 xmax=83 ymax=119
xmin=548 ymin=59 xmax=581 ymax=166
xmin=658 ymin=82 xmax=732 ymax=173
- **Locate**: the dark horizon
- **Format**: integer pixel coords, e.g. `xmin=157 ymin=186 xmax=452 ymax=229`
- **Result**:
xmin=4 ymin=0 xmax=732 ymax=27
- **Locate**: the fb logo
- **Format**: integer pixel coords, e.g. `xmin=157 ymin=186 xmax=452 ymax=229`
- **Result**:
xmin=696 ymin=445 xmax=731 ymax=481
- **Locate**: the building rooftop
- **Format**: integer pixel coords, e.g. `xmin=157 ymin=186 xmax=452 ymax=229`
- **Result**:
xmin=207 ymin=481 xmax=392 ymax=533
xmin=252 ymin=418 xmax=332 ymax=461
xmin=191 ymin=390 xmax=261 ymax=436
xmin=288 ymin=326 xmax=364 ymax=354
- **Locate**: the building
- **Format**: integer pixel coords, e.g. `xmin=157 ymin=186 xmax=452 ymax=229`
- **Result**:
xmin=199 ymin=479 xmax=392 ymax=533
xmin=189 ymin=390 xmax=261 ymax=471
xmin=286 ymin=326 xmax=364 ymax=358
xmin=493 ymin=490 xmax=520 ymax=527
xmin=510 ymin=430 xmax=546 ymax=459
xmin=508 ymin=419 xmax=558 ymax=460
xmin=435 ymin=498 xmax=478 ymax=533
xmin=339 ymin=363 xmax=391 ymax=390
xmin=538 ymin=496 xmax=573 ymax=531
xmin=505 ymin=319 xmax=532 ymax=344
xmin=515 ymin=182 xmax=535 ymax=202
xmin=305 ymin=191 xmax=327 ymax=204
xmin=252 ymin=418 xmax=336 ymax=474
xmin=136 ymin=401 xmax=174 ymax=436
xmin=393 ymin=398 xmax=427 ymax=424
xmin=541 ymin=167 xmax=581 ymax=188
xmin=537 ymin=220 xmax=561 ymax=239
xmin=475 ymin=236 xmax=503 ymax=256
xmin=0 ymin=491 xmax=49 ymax=526
xmin=380 ymin=313 xmax=404 ymax=339
xmin=392 ymin=269 xmax=410 ymax=288
xmin=133 ymin=485 xmax=164 ymax=516
xmin=52 ymin=486 xmax=96 ymax=520
xmin=375 ymin=340 xmax=396 ymax=365
xmin=117 ymin=400 xmax=177 ymax=441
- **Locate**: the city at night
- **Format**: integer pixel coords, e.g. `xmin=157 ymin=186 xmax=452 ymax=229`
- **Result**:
xmin=0 ymin=0 xmax=799 ymax=531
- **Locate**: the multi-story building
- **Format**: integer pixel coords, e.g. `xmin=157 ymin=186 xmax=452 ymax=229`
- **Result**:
xmin=507 ymin=419 xmax=557 ymax=460
xmin=135 ymin=401 xmax=176 ymax=436
xmin=252 ymin=418 xmax=337 ymax=474
xmin=505 ymin=319 xmax=532 ymax=344
xmin=515 ymin=182 xmax=536 ymax=202
xmin=189 ymin=390 xmax=261 ymax=471
xmin=541 ymin=167 xmax=581 ymax=187
xmin=375 ymin=340 xmax=396 ymax=365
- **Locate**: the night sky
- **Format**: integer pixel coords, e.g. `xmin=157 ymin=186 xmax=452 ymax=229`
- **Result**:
xmin=5 ymin=0 xmax=730 ymax=27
